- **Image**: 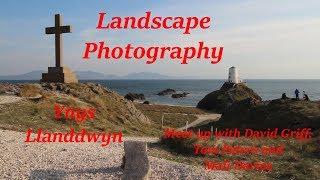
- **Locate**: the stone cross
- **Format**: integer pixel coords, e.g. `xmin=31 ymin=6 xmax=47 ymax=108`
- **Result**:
xmin=45 ymin=14 xmax=71 ymax=67
xmin=41 ymin=14 xmax=78 ymax=83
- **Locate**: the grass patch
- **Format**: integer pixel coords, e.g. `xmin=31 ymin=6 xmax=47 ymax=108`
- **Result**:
xmin=160 ymin=134 xmax=200 ymax=155
xmin=149 ymin=131 xmax=320 ymax=180
xmin=210 ymin=99 xmax=320 ymax=130
xmin=135 ymin=103 xmax=204 ymax=129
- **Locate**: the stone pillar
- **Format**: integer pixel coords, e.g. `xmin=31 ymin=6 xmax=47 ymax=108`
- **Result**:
xmin=123 ymin=141 xmax=150 ymax=180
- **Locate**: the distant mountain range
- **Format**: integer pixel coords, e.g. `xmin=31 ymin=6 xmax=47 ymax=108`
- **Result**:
xmin=0 ymin=70 xmax=189 ymax=80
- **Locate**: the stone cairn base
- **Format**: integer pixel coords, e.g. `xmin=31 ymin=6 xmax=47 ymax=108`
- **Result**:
xmin=41 ymin=66 xmax=78 ymax=83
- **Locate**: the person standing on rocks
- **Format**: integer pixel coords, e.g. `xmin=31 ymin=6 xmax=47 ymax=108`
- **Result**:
xmin=295 ymin=89 xmax=300 ymax=100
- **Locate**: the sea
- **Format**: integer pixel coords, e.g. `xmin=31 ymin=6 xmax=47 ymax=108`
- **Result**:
xmin=2 ymin=79 xmax=320 ymax=107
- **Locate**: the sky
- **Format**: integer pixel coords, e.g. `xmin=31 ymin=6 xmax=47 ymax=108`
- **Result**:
xmin=0 ymin=0 xmax=319 ymax=79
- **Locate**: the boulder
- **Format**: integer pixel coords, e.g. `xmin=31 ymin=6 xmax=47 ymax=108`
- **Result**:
xmin=125 ymin=93 xmax=145 ymax=102
xmin=143 ymin=101 xmax=150 ymax=105
xmin=27 ymin=94 xmax=43 ymax=102
xmin=87 ymin=83 xmax=105 ymax=95
xmin=197 ymin=82 xmax=262 ymax=112
xmin=41 ymin=83 xmax=57 ymax=91
xmin=171 ymin=92 xmax=189 ymax=98
xmin=157 ymin=88 xmax=176 ymax=96
xmin=123 ymin=141 xmax=150 ymax=180
xmin=56 ymin=83 xmax=65 ymax=91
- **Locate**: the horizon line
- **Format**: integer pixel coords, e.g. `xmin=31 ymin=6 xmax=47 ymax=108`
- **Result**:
xmin=1 ymin=78 xmax=320 ymax=81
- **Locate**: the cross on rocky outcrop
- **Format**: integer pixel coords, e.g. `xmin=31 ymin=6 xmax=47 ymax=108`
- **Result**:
xmin=41 ymin=14 xmax=78 ymax=83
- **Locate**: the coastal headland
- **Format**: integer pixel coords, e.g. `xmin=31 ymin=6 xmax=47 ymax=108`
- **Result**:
xmin=0 ymin=82 xmax=319 ymax=179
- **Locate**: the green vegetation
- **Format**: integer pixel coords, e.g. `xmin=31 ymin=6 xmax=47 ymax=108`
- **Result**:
xmin=202 ymin=98 xmax=320 ymax=130
xmin=160 ymin=133 xmax=200 ymax=155
xmin=150 ymin=130 xmax=320 ymax=180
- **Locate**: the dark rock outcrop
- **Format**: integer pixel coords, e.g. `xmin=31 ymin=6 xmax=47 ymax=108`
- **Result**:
xmin=197 ymin=82 xmax=262 ymax=112
xmin=171 ymin=92 xmax=189 ymax=98
xmin=217 ymin=98 xmax=320 ymax=130
xmin=157 ymin=89 xmax=176 ymax=96
xmin=143 ymin=101 xmax=150 ymax=105
xmin=124 ymin=93 xmax=145 ymax=102
xmin=196 ymin=98 xmax=320 ymax=131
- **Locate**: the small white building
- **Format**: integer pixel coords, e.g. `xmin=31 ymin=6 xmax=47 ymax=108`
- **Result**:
xmin=228 ymin=66 xmax=241 ymax=84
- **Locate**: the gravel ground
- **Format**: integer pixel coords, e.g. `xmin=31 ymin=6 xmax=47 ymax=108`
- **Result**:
xmin=0 ymin=129 xmax=236 ymax=179
xmin=0 ymin=95 xmax=22 ymax=105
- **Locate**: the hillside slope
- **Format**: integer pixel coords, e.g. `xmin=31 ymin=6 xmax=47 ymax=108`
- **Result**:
xmin=0 ymin=83 xmax=158 ymax=136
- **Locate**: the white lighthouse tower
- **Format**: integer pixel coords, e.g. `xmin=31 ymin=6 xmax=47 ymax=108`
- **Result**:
xmin=228 ymin=66 xmax=241 ymax=84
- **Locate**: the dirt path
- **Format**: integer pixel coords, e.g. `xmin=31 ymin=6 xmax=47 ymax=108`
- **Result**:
xmin=178 ymin=113 xmax=221 ymax=130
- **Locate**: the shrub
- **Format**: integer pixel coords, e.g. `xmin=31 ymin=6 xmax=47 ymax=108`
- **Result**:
xmin=160 ymin=135 xmax=198 ymax=154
